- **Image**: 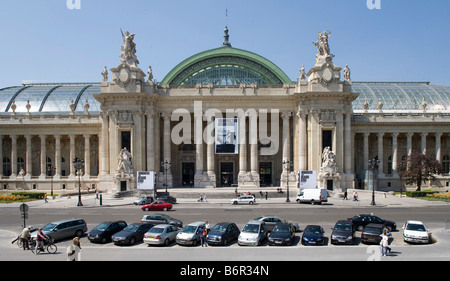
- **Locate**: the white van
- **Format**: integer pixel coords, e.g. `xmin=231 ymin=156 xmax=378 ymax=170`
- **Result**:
xmin=296 ymin=189 xmax=328 ymax=204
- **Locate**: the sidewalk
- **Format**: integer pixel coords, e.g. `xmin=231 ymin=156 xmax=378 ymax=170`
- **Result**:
xmin=1 ymin=188 xmax=449 ymax=209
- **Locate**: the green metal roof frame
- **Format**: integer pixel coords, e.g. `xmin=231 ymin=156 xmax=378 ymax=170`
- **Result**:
xmin=160 ymin=46 xmax=292 ymax=86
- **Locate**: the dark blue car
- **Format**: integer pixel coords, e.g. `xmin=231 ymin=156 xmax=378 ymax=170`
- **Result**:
xmin=206 ymin=222 xmax=240 ymax=246
xmin=301 ymin=225 xmax=325 ymax=246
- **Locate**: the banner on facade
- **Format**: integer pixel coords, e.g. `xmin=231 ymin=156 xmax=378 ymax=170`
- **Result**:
xmin=137 ymin=171 xmax=155 ymax=190
xmin=298 ymin=170 xmax=317 ymax=189
xmin=215 ymin=118 xmax=238 ymax=154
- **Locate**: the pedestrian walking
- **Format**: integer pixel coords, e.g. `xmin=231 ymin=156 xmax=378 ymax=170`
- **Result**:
xmin=67 ymin=237 xmax=81 ymax=261
xmin=19 ymin=227 xmax=31 ymax=250
xmin=385 ymin=228 xmax=393 ymax=253
xmin=380 ymin=230 xmax=389 ymax=256
xmin=343 ymin=190 xmax=348 ymax=200
xmin=265 ymin=192 xmax=268 ymax=200
xmin=259 ymin=191 xmax=263 ymax=199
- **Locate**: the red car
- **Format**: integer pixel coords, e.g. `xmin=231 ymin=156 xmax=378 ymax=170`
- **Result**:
xmin=141 ymin=200 xmax=172 ymax=211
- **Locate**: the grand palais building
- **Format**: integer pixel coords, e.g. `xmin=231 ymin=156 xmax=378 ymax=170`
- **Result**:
xmin=1 ymin=28 xmax=449 ymax=195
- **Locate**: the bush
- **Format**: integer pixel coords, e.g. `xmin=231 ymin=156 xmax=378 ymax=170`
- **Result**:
xmin=405 ymin=190 xmax=439 ymax=198
xmin=11 ymin=192 xmax=46 ymax=199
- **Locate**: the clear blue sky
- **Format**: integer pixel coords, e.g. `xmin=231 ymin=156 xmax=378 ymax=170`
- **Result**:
xmin=1 ymin=0 xmax=449 ymax=88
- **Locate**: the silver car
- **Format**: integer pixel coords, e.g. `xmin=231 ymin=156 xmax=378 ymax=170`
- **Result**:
xmin=31 ymin=218 xmax=87 ymax=241
xmin=238 ymin=220 xmax=267 ymax=246
xmin=176 ymin=221 xmax=205 ymax=246
xmin=143 ymin=224 xmax=179 ymax=246
xmin=253 ymin=215 xmax=300 ymax=232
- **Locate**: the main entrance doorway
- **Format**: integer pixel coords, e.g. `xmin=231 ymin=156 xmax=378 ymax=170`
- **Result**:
xmin=220 ymin=162 xmax=234 ymax=187
xmin=260 ymin=162 xmax=272 ymax=186
xmin=182 ymin=163 xmax=195 ymax=186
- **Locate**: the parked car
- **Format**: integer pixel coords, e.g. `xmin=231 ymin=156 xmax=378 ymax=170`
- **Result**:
xmin=112 ymin=222 xmax=154 ymax=246
xmin=301 ymin=225 xmax=325 ymax=245
xmin=238 ymin=220 xmax=267 ymax=246
xmin=31 ymin=218 xmax=87 ymax=241
xmin=268 ymin=223 xmax=296 ymax=246
xmin=140 ymin=213 xmax=183 ymax=228
xmin=349 ymin=214 xmax=396 ymax=231
xmin=253 ymin=216 xmax=300 ymax=232
xmin=361 ymin=223 xmax=385 ymax=244
xmin=143 ymin=224 xmax=180 ymax=246
xmin=231 ymin=195 xmax=256 ymax=205
xmin=176 ymin=221 xmax=205 ymax=246
xmin=141 ymin=200 xmax=173 ymax=211
xmin=206 ymin=222 xmax=240 ymax=246
xmin=133 ymin=197 xmax=153 ymax=205
xmin=296 ymin=189 xmax=328 ymax=205
xmin=88 ymin=220 xmax=127 ymax=243
xmin=402 ymin=220 xmax=431 ymax=244
xmin=156 ymin=195 xmax=177 ymax=204
xmin=331 ymin=220 xmax=355 ymax=245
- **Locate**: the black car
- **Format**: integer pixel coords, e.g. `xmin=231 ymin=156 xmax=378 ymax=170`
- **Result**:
xmin=88 ymin=220 xmax=127 ymax=243
xmin=331 ymin=220 xmax=355 ymax=245
xmin=157 ymin=195 xmax=177 ymax=204
xmin=268 ymin=223 xmax=295 ymax=246
xmin=361 ymin=223 xmax=385 ymax=244
xmin=206 ymin=222 xmax=240 ymax=246
xmin=349 ymin=214 xmax=396 ymax=231
xmin=112 ymin=223 xmax=154 ymax=246
xmin=301 ymin=225 xmax=325 ymax=246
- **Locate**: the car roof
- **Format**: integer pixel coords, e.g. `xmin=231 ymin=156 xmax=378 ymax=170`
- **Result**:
xmin=186 ymin=221 xmax=205 ymax=226
xmin=216 ymin=222 xmax=234 ymax=226
xmin=151 ymin=224 xmax=172 ymax=228
xmin=245 ymin=220 xmax=264 ymax=225
xmin=406 ymin=220 xmax=424 ymax=225
xmin=49 ymin=218 xmax=84 ymax=224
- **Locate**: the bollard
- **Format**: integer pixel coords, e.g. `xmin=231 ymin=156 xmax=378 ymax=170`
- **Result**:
xmin=99 ymin=194 xmax=102 ymax=206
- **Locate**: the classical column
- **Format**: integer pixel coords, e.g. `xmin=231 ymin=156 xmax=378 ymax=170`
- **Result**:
xmin=297 ymin=110 xmax=307 ymax=171
xmin=238 ymin=115 xmax=247 ymax=177
xmin=406 ymin=132 xmax=413 ymax=157
xmin=54 ymin=134 xmax=61 ymax=179
xmin=0 ymin=135 xmax=3 ymax=178
xmin=10 ymin=134 xmax=17 ymax=178
xmin=39 ymin=134 xmax=46 ymax=179
xmin=100 ymin=113 xmax=109 ymax=175
xmin=363 ymin=132 xmax=370 ymax=170
xmin=83 ymin=134 xmax=91 ymax=178
xmin=392 ymin=132 xmax=399 ymax=176
xmin=435 ymin=132 xmax=442 ymax=162
xmin=282 ymin=112 xmax=291 ymax=163
xmin=249 ymin=112 xmax=258 ymax=175
xmin=421 ymin=132 xmax=428 ymax=155
xmin=69 ymin=134 xmax=76 ymax=178
xmin=194 ymin=114 xmax=204 ymax=177
xmin=344 ymin=111 xmax=352 ymax=174
xmin=162 ymin=112 xmax=172 ymax=177
xmin=377 ymin=132 xmax=384 ymax=177
xmin=146 ymin=109 xmax=155 ymax=171
xmin=205 ymin=115 xmax=215 ymax=181
xmin=24 ymin=134 xmax=32 ymax=179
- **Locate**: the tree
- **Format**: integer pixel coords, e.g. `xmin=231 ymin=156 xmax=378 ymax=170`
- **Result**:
xmin=398 ymin=153 xmax=443 ymax=191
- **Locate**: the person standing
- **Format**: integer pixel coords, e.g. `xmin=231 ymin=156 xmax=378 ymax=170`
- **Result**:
xmin=19 ymin=227 xmax=31 ymax=250
xmin=380 ymin=230 xmax=389 ymax=256
xmin=205 ymin=221 xmax=211 ymax=234
xmin=67 ymin=237 xmax=81 ymax=261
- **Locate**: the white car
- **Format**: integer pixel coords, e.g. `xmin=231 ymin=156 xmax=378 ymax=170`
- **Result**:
xmin=176 ymin=221 xmax=205 ymax=246
xmin=402 ymin=220 xmax=431 ymax=244
xmin=231 ymin=195 xmax=256 ymax=205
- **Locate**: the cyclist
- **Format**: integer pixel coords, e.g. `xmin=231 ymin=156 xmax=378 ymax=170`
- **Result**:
xmin=35 ymin=228 xmax=49 ymax=254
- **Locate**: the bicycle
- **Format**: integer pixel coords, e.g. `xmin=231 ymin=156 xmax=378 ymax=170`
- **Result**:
xmin=30 ymin=238 xmax=57 ymax=254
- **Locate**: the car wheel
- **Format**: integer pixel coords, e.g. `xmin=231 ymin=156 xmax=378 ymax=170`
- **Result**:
xmin=130 ymin=238 xmax=135 ymax=245
xmin=249 ymin=201 xmax=254 ymax=205
xmin=144 ymin=207 xmax=149 ymax=211
xmin=163 ymin=207 xmax=168 ymax=211
xmin=233 ymin=201 xmax=238 ymax=205
xmin=223 ymin=238 xmax=228 ymax=246
xmin=164 ymin=239 xmax=169 ymax=246
xmin=311 ymin=199 xmax=315 ymax=205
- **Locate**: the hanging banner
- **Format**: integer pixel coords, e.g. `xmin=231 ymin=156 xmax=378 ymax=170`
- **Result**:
xmin=215 ymin=118 xmax=238 ymax=154
xmin=298 ymin=170 xmax=317 ymax=189
xmin=137 ymin=171 xmax=155 ymax=190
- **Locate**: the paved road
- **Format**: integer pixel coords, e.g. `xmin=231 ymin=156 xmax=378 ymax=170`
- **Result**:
xmin=1 ymin=190 xmax=450 ymax=262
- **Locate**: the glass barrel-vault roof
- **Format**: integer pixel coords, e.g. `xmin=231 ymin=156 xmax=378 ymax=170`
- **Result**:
xmin=352 ymin=82 xmax=450 ymax=111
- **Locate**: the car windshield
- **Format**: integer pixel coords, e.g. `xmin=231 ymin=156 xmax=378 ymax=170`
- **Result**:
xmin=212 ymin=224 xmax=227 ymax=233
xmin=42 ymin=223 xmax=57 ymax=231
xmin=148 ymin=227 xmax=165 ymax=234
xmin=334 ymin=222 xmax=351 ymax=231
xmin=181 ymin=225 xmax=199 ymax=234
xmin=305 ymin=226 xmax=322 ymax=234
xmin=123 ymin=224 xmax=140 ymax=232
xmin=242 ymin=224 xmax=259 ymax=233
xmin=94 ymin=222 xmax=110 ymax=231
xmin=272 ymin=225 xmax=290 ymax=233
xmin=406 ymin=224 xmax=426 ymax=232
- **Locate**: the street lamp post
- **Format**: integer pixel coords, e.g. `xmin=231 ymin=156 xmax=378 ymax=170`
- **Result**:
xmin=368 ymin=158 xmax=380 ymax=206
xmin=48 ymin=165 xmax=56 ymax=199
xmin=283 ymin=160 xmax=292 ymax=203
xmin=72 ymin=157 xmax=84 ymax=206
xmin=161 ymin=160 xmax=171 ymax=195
